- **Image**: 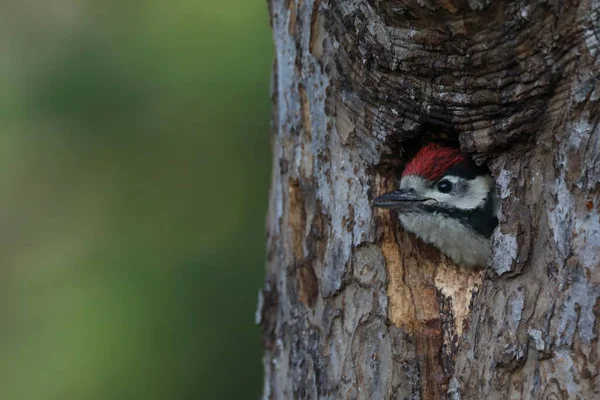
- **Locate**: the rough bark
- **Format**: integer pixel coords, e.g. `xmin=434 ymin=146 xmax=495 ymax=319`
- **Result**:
xmin=258 ymin=0 xmax=600 ymax=399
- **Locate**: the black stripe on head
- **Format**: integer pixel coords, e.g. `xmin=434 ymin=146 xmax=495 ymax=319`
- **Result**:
xmin=443 ymin=159 xmax=488 ymax=181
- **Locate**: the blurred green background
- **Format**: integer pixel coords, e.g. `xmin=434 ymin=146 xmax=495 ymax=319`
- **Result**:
xmin=0 ymin=1 xmax=272 ymax=399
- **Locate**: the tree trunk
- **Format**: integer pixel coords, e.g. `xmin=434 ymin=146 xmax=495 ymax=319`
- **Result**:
xmin=258 ymin=0 xmax=600 ymax=398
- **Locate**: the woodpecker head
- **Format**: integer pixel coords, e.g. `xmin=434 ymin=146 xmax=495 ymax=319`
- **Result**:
xmin=373 ymin=143 xmax=498 ymax=268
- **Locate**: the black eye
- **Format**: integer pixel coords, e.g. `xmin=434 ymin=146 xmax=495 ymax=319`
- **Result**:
xmin=437 ymin=179 xmax=453 ymax=193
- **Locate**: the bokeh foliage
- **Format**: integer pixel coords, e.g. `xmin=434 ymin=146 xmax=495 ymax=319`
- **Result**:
xmin=0 ymin=1 xmax=272 ymax=399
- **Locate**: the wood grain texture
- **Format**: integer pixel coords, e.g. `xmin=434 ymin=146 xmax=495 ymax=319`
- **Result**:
xmin=259 ymin=0 xmax=600 ymax=398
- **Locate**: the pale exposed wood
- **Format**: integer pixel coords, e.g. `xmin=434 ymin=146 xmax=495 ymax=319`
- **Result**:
xmin=259 ymin=0 xmax=600 ymax=398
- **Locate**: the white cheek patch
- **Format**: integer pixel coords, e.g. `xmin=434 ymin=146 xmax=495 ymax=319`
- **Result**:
xmin=447 ymin=175 xmax=493 ymax=210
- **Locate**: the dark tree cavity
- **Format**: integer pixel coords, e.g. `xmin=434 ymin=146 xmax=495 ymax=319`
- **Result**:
xmin=259 ymin=0 xmax=600 ymax=398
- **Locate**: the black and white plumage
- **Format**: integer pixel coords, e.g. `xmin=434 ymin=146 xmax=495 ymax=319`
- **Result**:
xmin=373 ymin=143 xmax=499 ymax=268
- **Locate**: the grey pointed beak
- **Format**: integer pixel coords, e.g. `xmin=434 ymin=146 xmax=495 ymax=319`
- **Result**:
xmin=372 ymin=188 xmax=430 ymax=210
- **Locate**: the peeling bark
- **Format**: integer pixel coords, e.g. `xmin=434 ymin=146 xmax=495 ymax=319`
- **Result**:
xmin=259 ymin=0 xmax=600 ymax=398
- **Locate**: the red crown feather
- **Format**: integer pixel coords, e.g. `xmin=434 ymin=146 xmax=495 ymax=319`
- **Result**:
xmin=402 ymin=143 xmax=467 ymax=181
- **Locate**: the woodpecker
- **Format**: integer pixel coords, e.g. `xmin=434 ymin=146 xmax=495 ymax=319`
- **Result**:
xmin=373 ymin=143 xmax=498 ymax=268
